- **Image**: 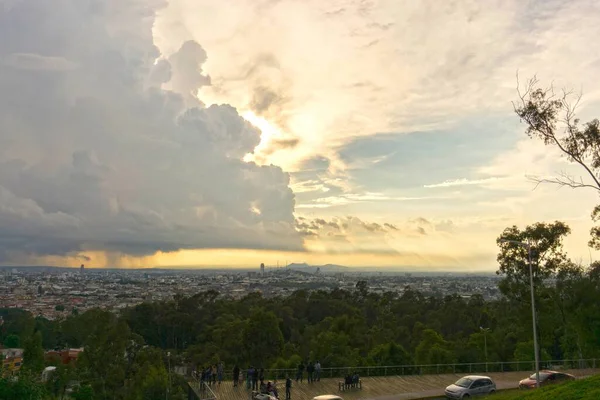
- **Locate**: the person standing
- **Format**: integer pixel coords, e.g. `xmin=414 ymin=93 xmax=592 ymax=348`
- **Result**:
xmin=211 ymin=364 xmax=217 ymax=385
xmin=307 ymin=361 xmax=314 ymax=383
xmin=295 ymin=361 xmax=304 ymax=383
xmin=233 ymin=365 xmax=240 ymax=387
xmin=246 ymin=366 xmax=252 ymax=389
xmin=204 ymin=366 xmax=211 ymax=385
xmin=251 ymin=366 xmax=258 ymax=391
xmin=314 ymin=360 xmax=321 ymax=382
xmin=217 ymin=362 xmax=224 ymax=385
xmin=285 ymin=375 xmax=292 ymax=400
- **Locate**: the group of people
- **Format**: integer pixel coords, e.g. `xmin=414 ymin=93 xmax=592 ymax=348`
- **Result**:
xmin=193 ymin=362 xmax=224 ymax=385
xmin=233 ymin=365 xmax=266 ymax=390
xmin=195 ymin=361 xmax=324 ymax=400
xmin=295 ymin=360 xmax=322 ymax=383
xmin=343 ymin=372 xmax=361 ymax=388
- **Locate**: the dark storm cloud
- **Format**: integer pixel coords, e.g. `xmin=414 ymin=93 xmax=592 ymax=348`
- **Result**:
xmin=0 ymin=0 xmax=303 ymax=263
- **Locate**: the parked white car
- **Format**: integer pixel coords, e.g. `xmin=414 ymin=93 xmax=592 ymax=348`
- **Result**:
xmin=445 ymin=375 xmax=496 ymax=399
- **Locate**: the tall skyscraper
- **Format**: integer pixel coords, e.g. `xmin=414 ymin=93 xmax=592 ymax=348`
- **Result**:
xmin=260 ymin=263 xmax=265 ymax=276
xmin=80 ymin=264 xmax=84 ymax=274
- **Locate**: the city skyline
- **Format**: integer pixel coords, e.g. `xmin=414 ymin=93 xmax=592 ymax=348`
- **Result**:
xmin=1 ymin=1 xmax=600 ymax=270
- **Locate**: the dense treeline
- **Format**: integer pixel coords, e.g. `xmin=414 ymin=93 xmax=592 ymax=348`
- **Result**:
xmin=2 ymin=220 xmax=600 ymax=399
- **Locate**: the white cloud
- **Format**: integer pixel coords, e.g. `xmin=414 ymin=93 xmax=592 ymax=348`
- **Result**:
xmin=155 ymin=0 xmax=600 ymax=173
xmin=424 ymin=177 xmax=506 ymax=189
xmin=0 ymin=0 xmax=302 ymax=263
xmin=296 ymin=192 xmax=434 ymax=209
xmin=289 ymin=179 xmax=330 ymax=194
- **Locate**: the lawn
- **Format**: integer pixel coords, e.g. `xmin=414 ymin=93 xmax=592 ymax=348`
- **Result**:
xmin=490 ymin=374 xmax=600 ymax=400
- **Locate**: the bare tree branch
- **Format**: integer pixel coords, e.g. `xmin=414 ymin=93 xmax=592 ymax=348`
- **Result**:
xmin=527 ymin=171 xmax=600 ymax=192
xmin=515 ymin=76 xmax=600 ymax=193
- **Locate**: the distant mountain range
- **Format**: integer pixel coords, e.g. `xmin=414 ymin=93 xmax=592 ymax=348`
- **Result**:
xmin=285 ymin=263 xmax=350 ymax=273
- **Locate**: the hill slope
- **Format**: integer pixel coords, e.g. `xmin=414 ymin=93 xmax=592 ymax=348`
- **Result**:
xmin=493 ymin=374 xmax=600 ymax=400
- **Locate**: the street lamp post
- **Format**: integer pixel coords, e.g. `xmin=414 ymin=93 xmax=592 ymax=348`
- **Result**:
xmin=167 ymin=351 xmax=171 ymax=400
xmin=499 ymin=239 xmax=540 ymax=388
xmin=480 ymin=327 xmax=490 ymax=372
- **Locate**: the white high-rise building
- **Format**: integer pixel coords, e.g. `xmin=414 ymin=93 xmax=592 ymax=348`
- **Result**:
xmin=260 ymin=263 xmax=265 ymax=276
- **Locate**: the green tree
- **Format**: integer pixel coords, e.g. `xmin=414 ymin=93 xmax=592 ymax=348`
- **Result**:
xmin=496 ymin=221 xmax=571 ymax=301
xmin=23 ymin=331 xmax=45 ymax=373
xmin=368 ymin=342 xmax=411 ymax=366
xmin=355 ymin=280 xmax=369 ymax=298
xmin=415 ymin=329 xmax=454 ymax=366
xmin=309 ymin=331 xmax=362 ymax=367
xmin=0 ymin=309 xmax=35 ymax=344
xmin=46 ymin=363 xmax=74 ymax=399
xmin=138 ymin=365 xmax=168 ymax=400
xmin=77 ymin=313 xmax=132 ymax=400
xmin=3 ymin=334 xmax=20 ymax=348
xmin=121 ymin=346 xmax=177 ymax=400
xmin=514 ymin=77 xmax=600 ymax=246
xmin=62 ymin=308 xmax=116 ymax=348
xmin=35 ymin=316 xmax=60 ymax=350
xmin=513 ymin=340 xmax=551 ymax=362
xmin=71 ymin=385 xmax=94 ymax=400
xmin=242 ymin=308 xmax=284 ymax=366
xmin=0 ymin=373 xmax=46 ymax=399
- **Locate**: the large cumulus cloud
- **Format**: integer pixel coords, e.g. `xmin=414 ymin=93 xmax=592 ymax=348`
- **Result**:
xmin=0 ymin=0 xmax=302 ymax=263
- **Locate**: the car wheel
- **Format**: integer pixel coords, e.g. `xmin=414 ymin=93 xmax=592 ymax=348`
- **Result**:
xmin=461 ymin=395 xmax=470 ymax=399
xmin=489 ymin=390 xmax=496 ymax=394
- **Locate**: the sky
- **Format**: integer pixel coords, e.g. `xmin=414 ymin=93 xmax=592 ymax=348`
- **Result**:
xmin=1 ymin=0 xmax=600 ymax=270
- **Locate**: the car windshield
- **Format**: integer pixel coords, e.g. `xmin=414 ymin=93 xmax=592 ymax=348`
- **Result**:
xmin=529 ymin=372 xmax=551 ymax=380
xmin=455 ymin=378 xmax=473 ymax=388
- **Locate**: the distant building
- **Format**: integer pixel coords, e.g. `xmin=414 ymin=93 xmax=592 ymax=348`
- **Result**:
xmin=260 ymin=263 xmax=265 ymax=276
xmin=80 ymin=264 xmax=85 ymax=274
xmin=1 ymin=348 xmax=24 ymax=375
xmin=45 ymin=348 xmax=83 ymax=365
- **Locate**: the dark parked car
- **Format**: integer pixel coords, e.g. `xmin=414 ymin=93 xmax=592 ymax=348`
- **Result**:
xmin=518 ymin=370 xmax=575 ymax=389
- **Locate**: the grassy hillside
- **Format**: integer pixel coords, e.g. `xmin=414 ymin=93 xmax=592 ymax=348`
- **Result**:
xmin=492 ymin=374 xmax=600 ymax=400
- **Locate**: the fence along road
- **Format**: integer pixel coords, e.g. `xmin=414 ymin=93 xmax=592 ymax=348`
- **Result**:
xmin=187 ymin=359 xmax=599 ymax=400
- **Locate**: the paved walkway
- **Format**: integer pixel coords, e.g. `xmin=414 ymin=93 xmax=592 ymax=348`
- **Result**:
xmin=190 ymin=369 xmax=598 ymax=400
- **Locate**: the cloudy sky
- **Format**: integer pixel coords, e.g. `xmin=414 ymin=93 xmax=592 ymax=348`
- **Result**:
xmin=1 ymin=0 xmax=600 ymax=270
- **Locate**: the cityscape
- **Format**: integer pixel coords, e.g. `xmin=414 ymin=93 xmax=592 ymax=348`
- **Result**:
xmin=0 ymin=265 xmax=501 ymax=321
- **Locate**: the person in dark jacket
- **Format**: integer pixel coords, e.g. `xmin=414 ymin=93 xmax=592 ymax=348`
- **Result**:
xmin=285 ymin=376 xmax=292 ymax=400
xmin=233 ymin=365 xmax=240 ymax=387
xmin=246 ymin=366 xmax=253 ymax=389
xmin=295 ymin=362 xmax=304 ymax=382
xmin=251 ymin=366 xmax=258 ymax=390
xmin=307 ymin=361 xmax=314 ymax=383
xmin=217 ymin=362 xmax=224 ymax=385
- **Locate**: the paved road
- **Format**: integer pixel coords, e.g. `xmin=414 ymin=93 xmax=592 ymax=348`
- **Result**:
xmin=364 ymin=370 xmax=598 ymax=400
xmin=364 ymin=379 xmax=519 ymax=400
xmin=190 ymin=368 xmax=599 ymax=400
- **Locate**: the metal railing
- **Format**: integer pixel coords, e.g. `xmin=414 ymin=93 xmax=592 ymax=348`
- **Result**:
xmin=189 ymin=381 xmax=217 ymax=400
xmin=206 ymin=358 xmax=598 ymax=382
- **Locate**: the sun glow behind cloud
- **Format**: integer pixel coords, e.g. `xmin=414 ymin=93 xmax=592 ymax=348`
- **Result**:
xmin=2 ymin=0 xmax=600 ymax=270
xmin=240 ymin=111 xmax=280 ymax=163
